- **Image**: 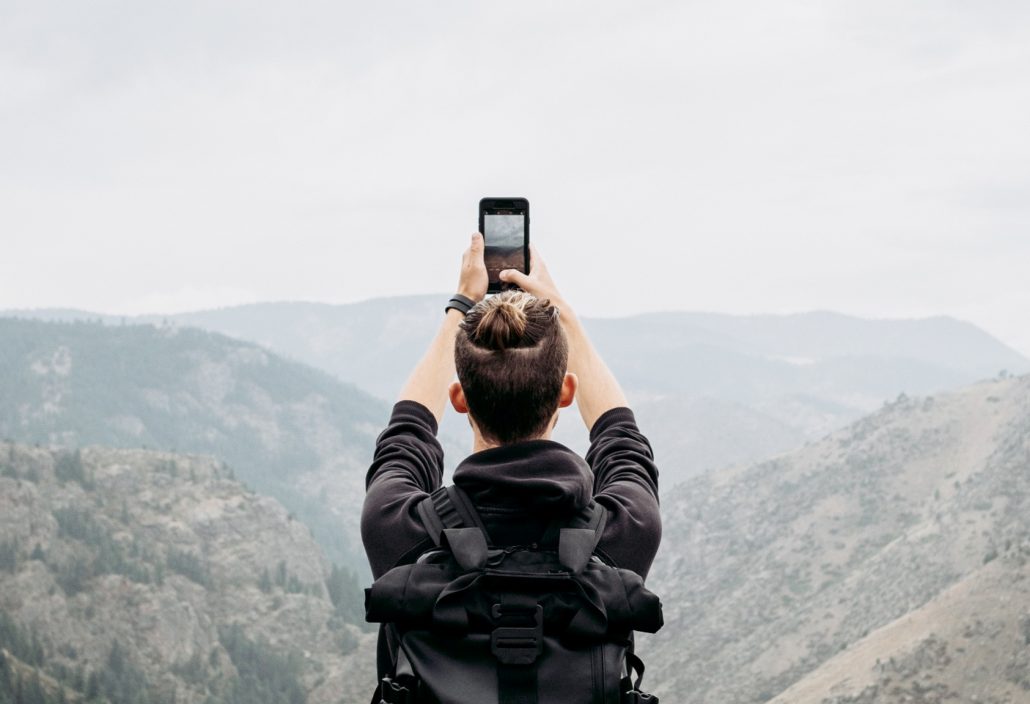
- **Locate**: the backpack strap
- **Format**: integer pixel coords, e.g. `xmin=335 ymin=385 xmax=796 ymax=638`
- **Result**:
xmin=620 ymin=651 xmax=658 ymax=703
xmin=540 ymin=498 xmax=608 ymax=543
xmin=416 ymin=485 xmax=489 ymax=545
xmin=416 ymin=485 xmax=492 ymax=570
xmin=541 ymin=500 xmax=609 ymax=574
xmin=379 ymin=644 xmax=418 ymax=704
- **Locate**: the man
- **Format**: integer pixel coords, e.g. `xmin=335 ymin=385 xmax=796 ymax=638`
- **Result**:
xmin=361 ymin=231 xmax=661 ymax=695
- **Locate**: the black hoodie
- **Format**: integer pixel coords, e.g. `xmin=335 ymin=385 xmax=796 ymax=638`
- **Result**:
xmin=360 ymin=400 xmax=662 ymax=682
xmin=362 ymin=400 xmax=661 ymax=578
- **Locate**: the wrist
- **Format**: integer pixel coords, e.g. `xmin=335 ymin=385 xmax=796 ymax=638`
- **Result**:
xmin=445 ymin=292 xmax=477 ymax=318
xmin=456 ymin=289 xmax=483 ymax=304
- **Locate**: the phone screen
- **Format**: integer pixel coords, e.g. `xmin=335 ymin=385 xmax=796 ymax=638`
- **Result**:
xmin=483 ymin=212 xmax=526 ymax=289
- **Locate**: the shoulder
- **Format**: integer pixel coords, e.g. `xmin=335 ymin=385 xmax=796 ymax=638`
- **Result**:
xmin=588 ymin=406 xmax=641 ymax=441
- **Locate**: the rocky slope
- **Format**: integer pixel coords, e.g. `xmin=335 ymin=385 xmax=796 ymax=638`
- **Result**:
xmin=769 ymin=555 xmax=1030 ymax=704
xmin=0 ymin=442 xmax=377 ymax=704
xmin=640 ymin=373 xmax=1030 ymax=703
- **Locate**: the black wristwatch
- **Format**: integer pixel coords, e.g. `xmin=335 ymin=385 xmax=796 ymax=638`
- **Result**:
xmin=445 ymin=293 xmax=476 ymax=316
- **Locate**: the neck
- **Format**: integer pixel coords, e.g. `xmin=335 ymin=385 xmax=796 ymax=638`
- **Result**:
xmin=472 ymin=429 xmax=553 ymax=454
xmin=469 ymin=412 xmax=559 ymax=453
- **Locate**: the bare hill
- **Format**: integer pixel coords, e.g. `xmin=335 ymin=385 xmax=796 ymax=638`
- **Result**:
xmin=641 ymin=373 xmax=1030 ymax=703
xmin=769 ymin=555 xmax=1030 ymax=704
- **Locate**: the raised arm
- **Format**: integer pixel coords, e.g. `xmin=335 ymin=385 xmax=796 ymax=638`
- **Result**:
xmin=502 ymin=250 xmax=660 ymax=579
xmin=363 ymin=233 xmax=489 ymax=577
xmin=500 ymin=246 xmax=628 ymax=431
xmin=397 ymin=232 xmax=489 ymax=425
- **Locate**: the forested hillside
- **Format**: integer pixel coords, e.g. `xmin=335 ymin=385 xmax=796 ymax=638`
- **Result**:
xmin=0 ymin=442 xmax=375 ymax=704
xmin=0 ymin=318 xmax=411 ymax=571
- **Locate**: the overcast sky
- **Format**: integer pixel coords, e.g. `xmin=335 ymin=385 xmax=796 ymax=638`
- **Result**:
xmin=2 ymin=0 xmax=1029 ymax=354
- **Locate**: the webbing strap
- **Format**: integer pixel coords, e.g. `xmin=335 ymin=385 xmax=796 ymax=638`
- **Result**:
xmin=540 ymin=499 xmax=608 ymax=546
xmin=540 ymin=500 xmax=609 ymax=574
xmin=620 ymin=642 xmax=658 ymax=703
xmin=621 ymin=688 xmax=659 ymax=703
xmin=416 ymin=485 xmax=491 ymax=547
xmin=443 ymin=485 xmax=490 ymax=534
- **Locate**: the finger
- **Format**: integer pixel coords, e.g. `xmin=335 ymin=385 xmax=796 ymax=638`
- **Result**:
xmin=470 ymin=232 xmax=485 ymax=258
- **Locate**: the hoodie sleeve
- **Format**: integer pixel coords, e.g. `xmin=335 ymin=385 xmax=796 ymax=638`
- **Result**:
xmin=361 ymin=400 xmax=442 ymax=578
xmin=585 ymin=406 xmax=662 ymax=580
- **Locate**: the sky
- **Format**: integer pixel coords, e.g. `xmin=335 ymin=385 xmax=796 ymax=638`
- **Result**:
xmin=2 ymin=0 xmax=1029 ymax=355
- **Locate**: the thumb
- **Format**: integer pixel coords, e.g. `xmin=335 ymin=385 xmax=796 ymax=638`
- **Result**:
xmin=499 ymin=268 xmax=530 ymax=287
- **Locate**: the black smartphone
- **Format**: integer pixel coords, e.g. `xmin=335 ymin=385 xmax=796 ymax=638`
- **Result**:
xmin=479 ymin=197 xmax=530 ymax=294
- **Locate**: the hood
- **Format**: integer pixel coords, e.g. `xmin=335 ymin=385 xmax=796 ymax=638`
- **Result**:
xmin=452 ymin=438 xmax=593 ymax=515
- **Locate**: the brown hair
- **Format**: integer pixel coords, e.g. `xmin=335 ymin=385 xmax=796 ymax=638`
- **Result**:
xmin=455 ymin=290 xmax=568 ymax=445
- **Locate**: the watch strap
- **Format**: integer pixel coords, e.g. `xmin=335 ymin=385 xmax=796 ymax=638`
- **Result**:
xmin=445 ymin=293 xmax=476 ymax=316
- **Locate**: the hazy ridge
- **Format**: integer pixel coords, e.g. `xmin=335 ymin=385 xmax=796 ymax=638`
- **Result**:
xmin=0 ymin=318 xmax=398 ymax=571
xmin=6 ymin=300 xmax=1027 ymax=488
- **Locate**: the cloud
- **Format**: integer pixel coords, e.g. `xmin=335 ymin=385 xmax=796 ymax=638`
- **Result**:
xmin=0 ymin=0 xmax=1028 ymax=354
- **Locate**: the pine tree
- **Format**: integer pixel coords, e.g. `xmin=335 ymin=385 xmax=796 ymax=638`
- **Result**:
xmin=85 ymin=671 xmax=100 ymax=699
xmin=0 ymin=653 xmax=12 ymax=704
xmin=22 ymin=670 xmax=46 ymax=704
xmin=258 ymin=569 xmax=272 ymax=593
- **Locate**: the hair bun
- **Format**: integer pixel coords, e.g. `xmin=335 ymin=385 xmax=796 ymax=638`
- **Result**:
xmin=473 ymin=299 xmax=528 ymax=350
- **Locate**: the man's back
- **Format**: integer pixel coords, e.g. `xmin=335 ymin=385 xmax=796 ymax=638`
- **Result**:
xmin=362 ymin=401 xmax=660 ymax=577
xmin=361 ymin=398 xmax=661 ymax=681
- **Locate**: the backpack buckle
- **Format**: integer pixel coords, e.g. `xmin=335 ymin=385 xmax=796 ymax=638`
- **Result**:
xmin=380 ymin=676 xmax=414 ymax=704
xmin=490 ymin=604 xmax=544 ymax=665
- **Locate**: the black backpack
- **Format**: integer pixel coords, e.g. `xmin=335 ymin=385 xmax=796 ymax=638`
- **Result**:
xmin=365 ymin=485 xmax=663 ymax=704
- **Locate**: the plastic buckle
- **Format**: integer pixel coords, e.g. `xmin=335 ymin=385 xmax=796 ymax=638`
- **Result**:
xmin=380 ymin=676 xmax=413 ymax=704
xmin=490 ymin=604 xmax=544 ymax=665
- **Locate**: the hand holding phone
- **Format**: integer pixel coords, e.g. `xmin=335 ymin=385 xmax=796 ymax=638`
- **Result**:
xmin=498 ymin=243 xmax=567 ymax=313
xmin=479 ymin=198 xmax=529 ymax=294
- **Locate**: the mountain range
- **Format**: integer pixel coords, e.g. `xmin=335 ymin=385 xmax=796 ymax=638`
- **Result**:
xmin=6 ymin=299 xmax=1027 ymax=487
xmin=1 ymin=304 xmax=1029 ymax=701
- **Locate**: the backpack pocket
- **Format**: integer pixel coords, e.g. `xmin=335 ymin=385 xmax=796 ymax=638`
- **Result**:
xmin=397 ymin=630 xmax=625 ymax=704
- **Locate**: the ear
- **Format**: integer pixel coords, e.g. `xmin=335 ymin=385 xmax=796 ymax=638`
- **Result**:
xmin=448 ymin=380 xmax=469 ymax=414
xmin=558 ymin=372 xmax=577 ymax=408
